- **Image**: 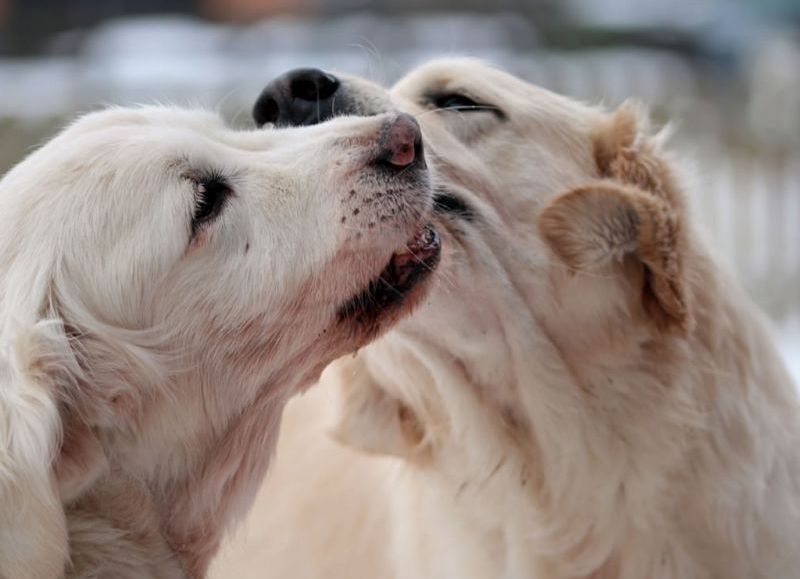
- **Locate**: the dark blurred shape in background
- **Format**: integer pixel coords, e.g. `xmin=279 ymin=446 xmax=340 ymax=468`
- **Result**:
xmin=1 ymin=0 xmax=197 ymax=54
xmin=0 ymin=0 xmax=798 ymax=376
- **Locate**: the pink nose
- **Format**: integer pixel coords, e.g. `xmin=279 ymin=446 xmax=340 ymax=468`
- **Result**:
xmin=379 ymin=113 xmax=423 ymax=168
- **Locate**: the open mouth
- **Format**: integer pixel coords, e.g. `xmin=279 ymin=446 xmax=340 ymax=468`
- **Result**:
xmin=337 ymin=224 xmax=441 ymax=324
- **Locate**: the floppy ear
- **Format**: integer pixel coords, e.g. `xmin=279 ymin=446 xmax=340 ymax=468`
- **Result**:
xmin=0 ymin=323 xmax=70 ymax=579
xmin=329 ymin=356 xmax=427 ymax=460
xmin=538 ymin=103 xmax=690 ymax=330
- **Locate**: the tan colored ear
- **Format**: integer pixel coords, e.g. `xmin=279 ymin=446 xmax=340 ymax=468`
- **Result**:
xmin=593 ymin=100 xmax=683 ymax=210
xmin=593 ymin=100 xmax=645 ymax=173
xmin=539 ymin=182 xmax=688 ymax=330
xmin=329 ymin=356 xmax=426 ymax=460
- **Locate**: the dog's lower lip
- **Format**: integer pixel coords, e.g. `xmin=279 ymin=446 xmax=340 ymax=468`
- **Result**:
xmin=390 ymin=225 xmax=440 ymax=270
xmin=337 ymin=224 xmax=441 ymax=323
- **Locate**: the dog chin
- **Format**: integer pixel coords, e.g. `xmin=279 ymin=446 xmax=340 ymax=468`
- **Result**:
xmin=336 ymin=223 xmax=441 ymax=339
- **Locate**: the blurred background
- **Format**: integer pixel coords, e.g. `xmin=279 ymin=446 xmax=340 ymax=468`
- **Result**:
xmin=0 ymin=0 xmax=798 ymax=380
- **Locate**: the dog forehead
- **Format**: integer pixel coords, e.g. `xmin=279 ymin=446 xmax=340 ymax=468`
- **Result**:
xmin=393 ymin=58 xmax=598 ymax=123
xmin=391 ymin=58 xmax=522 ymax=108
xmin=394 ymin=58 xmax=494 ymax=89
xmin=67 ymin=105 xmax=226 ymax=135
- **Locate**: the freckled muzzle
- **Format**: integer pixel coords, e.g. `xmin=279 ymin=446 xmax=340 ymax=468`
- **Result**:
xmin=328 ymin=115 xmax=438 ymax=331
xmin=252 ymin=76 xmax=441 ymax=334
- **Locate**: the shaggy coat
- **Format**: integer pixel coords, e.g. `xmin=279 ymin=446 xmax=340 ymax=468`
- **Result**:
xmin=0 ymin=107 xmax=435 ymax=578
xmin=212 ymin=59 xmax=800 ymax=579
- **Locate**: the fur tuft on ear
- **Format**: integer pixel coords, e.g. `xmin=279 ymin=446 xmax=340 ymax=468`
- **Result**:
xmin=592 ymin=100 xmax=649 ymax=174
xmin=0 ymin=322 xmax=70 ymax=579
xmin=329 ymin=356 xmax=427 ymax=460
xmin=539 ymin=103 xmax=691 ymax=330
xmin=592 ymin=100 xmax=682 ymax=210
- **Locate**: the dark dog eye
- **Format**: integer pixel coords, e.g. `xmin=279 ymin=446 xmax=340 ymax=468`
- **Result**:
xmin=192 ymin=173 xmax=231 ymax=233
xmin=434 ymin=94 xmax=482 ymax=111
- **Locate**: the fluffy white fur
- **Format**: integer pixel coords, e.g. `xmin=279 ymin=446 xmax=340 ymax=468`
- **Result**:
xmin=0 ymin=106 xmax=435 ymax=578
xmin=212 ymin=59 xmax=800 ymax=579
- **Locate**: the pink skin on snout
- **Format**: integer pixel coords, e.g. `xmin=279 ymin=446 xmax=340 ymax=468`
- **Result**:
xmin=380 ymin=113 xmax=423 ymax=168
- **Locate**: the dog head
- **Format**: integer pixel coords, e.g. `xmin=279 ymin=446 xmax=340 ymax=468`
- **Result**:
xmin=0 ymin=106 xmax=438 ymax=575
xmin=256 ymin=59 xmax=692 ymax=465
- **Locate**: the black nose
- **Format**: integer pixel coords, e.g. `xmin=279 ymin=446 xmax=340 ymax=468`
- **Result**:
xmin=253 ymin=68 xmax=341 ymax=128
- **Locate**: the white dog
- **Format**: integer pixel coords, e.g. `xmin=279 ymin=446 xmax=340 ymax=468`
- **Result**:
xmin=213 ymin=59 xmax=800 ymax=579
xmin=0 ymin=106 xmax=440 ymax=578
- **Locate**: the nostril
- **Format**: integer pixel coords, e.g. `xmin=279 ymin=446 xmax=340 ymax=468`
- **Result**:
xmin=253 ymin=96 xmax=280 ymax=127
xmin=290 ymin=78 xmax=319 ymax=101
xmin=315 ymin=73 xmax=340 ymax=99
xmin=289 ymin=70 xmax=340 ymax=102
xmin=377 ymin=113 xmax=423 ymax=168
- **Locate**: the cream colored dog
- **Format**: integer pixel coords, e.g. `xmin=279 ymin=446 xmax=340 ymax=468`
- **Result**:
xmin=212 ymin=59 xmax=800 ymax=579
xmin=0 ymin=106 xmax=440 ymax=578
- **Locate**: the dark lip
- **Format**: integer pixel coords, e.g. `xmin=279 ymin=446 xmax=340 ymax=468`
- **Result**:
xmin=336 ymin=225 xmax=441 ymax=325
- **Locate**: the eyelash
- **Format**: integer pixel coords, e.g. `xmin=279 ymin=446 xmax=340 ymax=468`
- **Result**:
xmin=191 ymin=172 xmax=232 ymax=235
xmin=434 ymin=93 xmax=483 ymax=111
xmin=432 ymin=93 xmax=504 ymax=119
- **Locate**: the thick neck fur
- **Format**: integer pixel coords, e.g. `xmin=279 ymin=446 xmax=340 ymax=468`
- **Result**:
xmin=65 ymin=380 xmax=291 ymax=578
xmin=62 ymin=335 xmax=327 ymax=578
xmin=358 ymin=232 xmax=800 ymax=579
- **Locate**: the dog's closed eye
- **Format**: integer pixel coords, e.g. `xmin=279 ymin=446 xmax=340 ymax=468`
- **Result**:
xmin=192 ymin=172 xmax=232 ymax=236
xmin=434 ymin=94 xmax=482 ymax=111
xmin=431 ymin=93 xmax=503 ymax=118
